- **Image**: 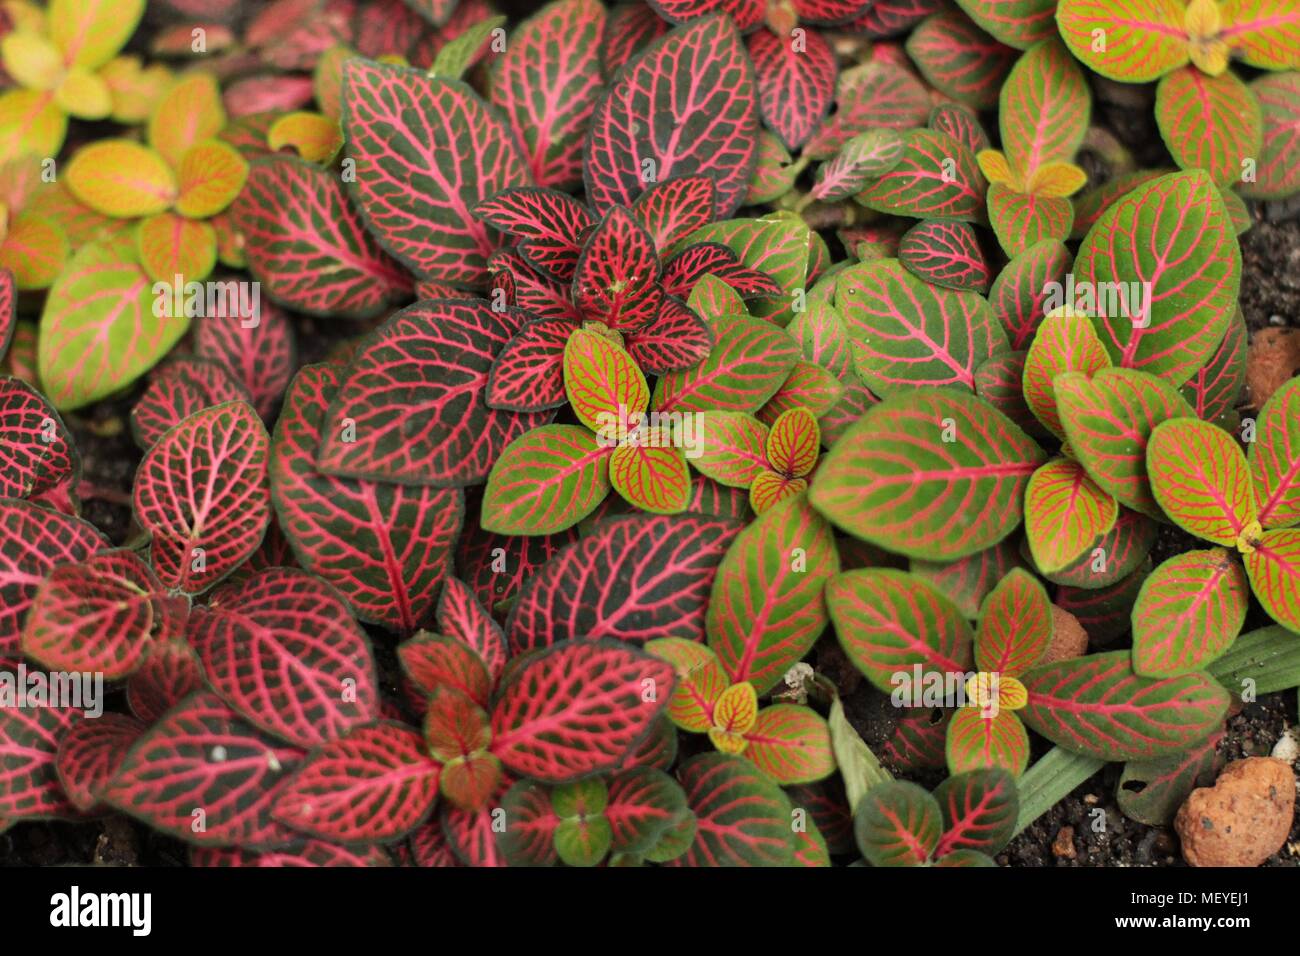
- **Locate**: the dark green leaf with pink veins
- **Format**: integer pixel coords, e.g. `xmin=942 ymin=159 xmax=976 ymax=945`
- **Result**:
xmin=854 ymin=129 xmax=988 ymax=222
xmin=652 ymin=314 xmax=799 ymax=414
xmin=473 ymin=187 xmax=593 ymax=281
xmin=631 ymin=175 xmax=716 ymax=252
xmin=193 ymin=304 xmax=296 ymax=422
xmin=897 ymin=220 xmax=991 ymax=292
xmin=315 ymin=300 xmax=553 ymax=487
xmin=905 ymin=9 xmax=1016 ymax=110
xmin=932 ymin=768 xmax=1018 ymax=857
xmin=574 ymin=207 xmax=663 ymax=330
xmin=507 ymin=512 xmax=742 ymax=655
xmin=271 ymin=364 xmax=463 ymax=633
xmin=131 ymin=358 xmax=252 ymax=451
xmin=669 ymin=753 xmax=795 ymax=867
xmin=0 ymin=376 xmax=78 ymax=501
xmin=1180 ymin=308 xmax=1246 ymax=427
xmin=55 ymin=713 xmax=144 ymax=814
xmin=486 ymin=316 xmax=575 ymax=412
xmin=988 ymin=239 xmax=1072 ymax=350
xmin=342 ymin=59 xmax=531 ymax=286
xmin=747 ymin=25 xmax=837 ymax=151
xmin=585 ymin=15 xmax=760 ymax=218
xmin=0 ymin=702 xmax=84 ymax=821
xmin=853 ymin=780 xmax=942 ymax=866
xmin=803 ymin=60 xmax=930 ymax=160
xmin=232 ymin=155 xmax=412 ymax=320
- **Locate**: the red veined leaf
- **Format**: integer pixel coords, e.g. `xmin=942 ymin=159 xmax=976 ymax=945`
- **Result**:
xmin=232 ymin=155 xmax=411 ymax=319
xmin=55 ymin=713 xmax=144 ymax=813
xmin=1132 ymin=548 xmax=1249 ymax=677
xmin=1250 ymin=378 xmax=1300 ymax=530
xmin=1155 ymin=67 xmax=1262 ymax=188
xmin=188 ymin=569 xmax=381 ymax=749
xmin=1240 ymin=73 xmax=1300 ymax=201
xmin=1056 ymin=368 xmax=1197 ymax=516
xmin=552 ymin=779 xmax=615 ymax=864
xmin=854 ymin=129 xmax=988 ymax=222
xmin=1116 ymin=727 xmax=1225 ymax=826
xmin=645 ymin=0 xmax=765 ymax=29
xmin=974 ymin=351 xmax=1038 ymax=435
xmin=473 ymin=188 xmax=592 ymax=281
xmin=884 ymin=709 xmax=951 ymax=771
xmin=853 ymin=780 xmax=942 ymax=866
xmin=748 ymin=470 xmax=807 ymax=514
xmin=905 ymin=9 xmax=1016 ymax=109
xmin=952 ymin=0 xmax=1056 ymax=47
xmin=455 ymin=521 xmax=581 ymax=618
xmin=692 ymin=411 xmax=770 ymax=488
xmin=611 ymin=439 xmax=692 ymax=514
xmin=493 ymin=250 xmax=583 ymax=322
xmin=354 ymin=0 xmax=431 ymax=59
xmin=22 ymin=549 xmax=185 ymax=679
xmin=766 ymin=406 xmax=820 ymax=479
xmin=998 ymin=39 xmax=1090 ymax=186
xmin=601 ymin=2 xmax=669 ymax=78
xmin=803 ymin=60 xmax=930 ymax=159
xmin=399 ymin=632 xmax=493 ymax=707
xmin=742 ymin=705 xmax=835 ymax=784
xmin=507 ymin=512 xmax=742 ymax=654
xmin=193 ymin=303 xmax=296 ymax=421
xmin=1180 ymin=307 xmax=1246 ymax=427
xmin=564 ymin=326 xmax=653 ymax=433
xmin=131 ymin=358 xmax=251 ymax=450
xmin=785 ymin=299 xmax=853 ymax=379
xmin=837 ymin=258 xmax=1006 ymax=395
xmin=489 ymin=640 xmax=674 ymax=782
xmin=342 ymin=59 xmax=530 ymax=285
xmin=605 ymin=767 xmax=689 ymax=854
xmin=932 ymin=768 xmax=1018 ymax=856
xmin=1025 ymin=458 xmax=1119 ymax=575
xmin=481 ymin=424 xmax=613 ymax=535
xmin=401 ymin=0 xmax=458 ymax=26
xmin=929 ymin=102 xmax=992 ymax=154
xmin=486 ymin=317 xmax=573 ymax=412
xmin=0 ymin=375 xmax=78 ymax=500
xmin=497 ymin=780 xmax=560 ymax=866
xmin=1219 ymin=0 xmax=1300 ymax=69
xmin=747 ymin=26 xmax=837 ymax=151
xmin=104 ymin=692 xmax=303 ymax=847
xmin=989 ymin=239 xmax=1072 ymax=350
xmin=1076 ymin=170 xmax=1240 ymax=385
xmin=1243 ymin=529 xmax=1300 ymax=633
xmin=671 ymin=753 xmax=795 ymax=866
xmin=631 ymin=176 xmax=716 ymax=253
xmin=126 ymin=639 xmax=204 ymax=725
xmin=910 ymin=537 xmax=1025 ymax=620
xmin=975 ymin=567 xmax=1052 ymax=676
xmin=1147 ymin=418 xmax=1256 ymax=547
xmin=653 ymin=314 xmax=800 ymax=414
xmin=441 ymin=790 xmax=511 ymax=865
xmin=945 ymin=708 xmax=1031 ymax=776
xmin=1019 ymin=651 xmax=1231 ymax=761
xmin=574 ymin=208 xmax=663 ymax=331
xmin=826 ymin=569 xmax=975 ymax=691
xmin=1022 ymin=308 xmax=1112 ymax=438
xmin=133 ymin=401 xmax=271 ymax=595
xmin=1056 ymin=0 xmax=1189 ymax=82
xmin=706 ymin=494 xmax=839 ymax=694
xmin=619 ymin=712 xmax=680 ymax=771
xmin=585 ymin=15 xmax=759 ymax=218
xmin=488 ymin=0 xmax=607 ymax=190
xmin=812 ymin=128 xmax=907 ymax=202
xmin=271 ymin=364 xmax=462 ymax=633
xmin=687 ymin=273 xmax=748 ymax=319
xmin=648 ymin=637 xmax=728 ymax=732
xmin=897 ymin=220 xmax=990 ymax=292
xmin=191 ymin=841 xmax=393 ymax=867
xmin=270 ymin=721 xmax=439 ymax=843
xmin=984 ymin=184 xmax=1070 ymax=258
xmin=713 ymin=680 xmax=759 ymax=756
xmin=1069 ymin=169 xmax=1173 ymax=240
xmin=1033 ymin=507 xmax=1157 ymax=590
xmin=0 ymin=703 xmax=82 ymax=821
xmin=661 ymin=244 xmax=782 ymax=301
xmin=811 ymin=390 xmax=1046 ymax=560
xmin=1056 ymin=564 xmax=1150 ymax=641
xmin=437 ymin=576 xmax=507 ymax=682
xmin=625 ymin=297 xmax=714 ymax=374
xmin=0 ymin=269 xmax=14 ymax=362
xmin=680 ymin=215 xmax=809 ymax=324
xmin=316 ymin=301 xmax=552 ymax=487
xmin=425 ymin=691 xmax=499 ymax=810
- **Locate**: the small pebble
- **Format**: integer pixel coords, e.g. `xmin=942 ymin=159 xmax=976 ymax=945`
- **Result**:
xmin=1052 ymin=826 xmax=1077 ymax=859
xmin=1271 ymin=728 xmax=1299 ymax=765
xmin=1175 ymin=757 xmax=1296 ymax=867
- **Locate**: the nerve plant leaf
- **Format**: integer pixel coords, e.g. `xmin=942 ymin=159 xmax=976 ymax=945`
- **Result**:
xmin=1240 ymin=72 xmax=1300 ymax=201
xmin=1147 ymin=418 xmax=1257 ymax=548
xmin=853 ymin=780 xmax=942 ymax=866
xmin=585 ymin=15 xmax=759 ymax=218
xmin=1131 ymin=548 xmax=1249 ymax=677
xmin=747 ymin=26 xmax=837 ymax=151
xmin=1249 ymin=378 xmax=1300 ymax=530
xmin=0 ymin=375 xmax=78 ymax=500
xmin=897 ymin=221 xmax=990 ymax=293
xmin=1056 ymin=0 xmax=1190 ymax=82
xmin=474 ymin=188 xmax=593 ymax=281
xmin=905 ymin=9 xmax=1016 ymax=109
xmin=1243 ymin=530 xmax=1300 ymax=634
xmin=131 ymin=358 xmax=251 ymax=450
xmin=652 ymin=314 xmax=799 ymax=414
xmin=988 ymin=239 xmax=1072 ymax=350
xmin=0 ymin=702 xmax=83 ymax=820
xmin=481 ymin=424 xmax=612 ymax=535
xmin=953 ymin=0 xmax=1056 ymax=48
xmin=1155 ymin=67 xmax=1262 ymax=187
xmin=55 ymin=713 xmax=144 ymax=813
xmin=671 ymin=753 xmax=795 ymax=867
xmin=1025 ymin=459 xmax=1119 ymax=575
xmin=854 ymin=129 xmax=988 ymax=222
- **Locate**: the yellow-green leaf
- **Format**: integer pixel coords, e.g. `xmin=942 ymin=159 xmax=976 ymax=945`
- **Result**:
xmin=49 ymin=0 xmax=145 ymax=70
xmin=174 ymin=140 xmax=248 ymax=219
xmin=148 ymin=71 xmax=225 ymax=170
xmin=0 ymin=89 xmax=67 ymax=161
xmin=0 ymin=212 xmax=68 ymax=289
xmin=135 ymin=211 xmax=217 ymax=284
xmin=66 ymin=140 xmax=177 ymax=218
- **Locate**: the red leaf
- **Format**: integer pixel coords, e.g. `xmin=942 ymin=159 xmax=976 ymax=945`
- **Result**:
xmin=55 ymin=713 xmax=144 ymax=813
xmin=661 ymin=243 xmax=782 ymax=300
xmin=455 ymin=521 xmax=581 ymax=617
xmin=193 ymin=302 xmax=296 ymax=421
xmin=602 ymin=2 xmax=668 ymax=78
xmin=474 ymin=188 xmax=593 ymax=281
xmin=0 ymin=703 xmax=82 ymax=820
xmin=748 ymin=27 xmax=837 ymax=150
xmin=631 ymin=175 xmax=716 ymax=252
xmin=437 ymin=576 xmax=507 ymax=682
xmin=127 ymin=639 xmax=204 ymax=725
xmin=625 ymin=297 xmax=714 ymax=374
xmin=485 ymin=317 xmax=573 ymax=412
xmin=575 ymin=208 xmax=663 ymax=330
xmin=0 ymin=376 xmax=78 ymax=501
xmin=131 ymin=358 xmax=251 ymax=450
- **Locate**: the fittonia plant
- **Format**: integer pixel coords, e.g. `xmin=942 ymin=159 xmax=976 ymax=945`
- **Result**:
xmin=0 ymin=0 xmax=1298 ymax=871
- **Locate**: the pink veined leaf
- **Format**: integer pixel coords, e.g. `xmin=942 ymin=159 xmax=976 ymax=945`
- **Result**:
xmin=585 ymin=15 xmax=760 ymax=218
xmin=845 ymin=0 xmax=943 ymax=36
xmin=104 ymin=692 xmax=305 ymax=847
xmin=974 ymin=351 xmax=1037 ymax=435
xmin=489 ymin=0 xmax=607 ymax=189
xmin=1069 ymin=169 xmax=1172 ymax=239
xmin=193 ymin=302 xmax=297 ymax=421
xmin=0 ymin=269 xmax=15 ymax=364
xmin=407 ymin=816 xmax=460 ymax=867
xmin=271 ymin=721 xmax=440 ymax=844
xmin=455 ymin=520 xmax=581 ymax=618
xmin=885 ymin=709 xmax=952 ymax=771
xmin=803 ymin=60 xmax=930 ymax=159
xmin=625 ymin=297 xmax=714 ymax=374
xmin=233 ymin=155 xmax=412 ymax=319
xmin=191 ymin=841 xmax=392 ymax=867
xmin=1249 ymin=378 xmax=1300 ymax=530
xmin=127 ymin=638 xmax=204 ymax=725
xmin=670 ymin=753 xmax=796 ymax=866
xmin=1131 ymin=548 xmax=1249 ymax=677
xmin=1243 ymin=529 xmax=1300 ymax=633
xmin=645 ymin=0 xmax=765 ymax=31
xmin=989 ymin=239 xmax=1072 ymax=350
xmin=0 ymin=702 xmax=84 ymax=821
xmin=1240 ymin=73 xmax=1300 ymax=201
xmin=225 ymin=75 xmax=314 ymax=117
xmin=478 ymin=423 xmax=614 ymax=536
xmin=131 ymin=358 xmax=252 ymax=450
xmin=1035 ymin=506 xmax=1157 ymax=589
xmin=601 ymin=2 xmax=669 ymax=78
xmin=1022 ymin=309 xmax=1112 ymax=438
xmin=437 ymin=576 xmax=507 ymax=682
xmin=909 ymin=537 xmax=1025 ymax=620
xmin=854 ymin=129 xmax=988 ymax=222
xmin=440 ymin=775 xmax=514 ymax=865
xmin=931 ymin=769 xmax=1018 ymax=857
xmin=604 ymin=767 xmax=690 ymax=855
xmin=1147 ymin=418 xmax=1257 ymax=548
xmin=342 ymin=59 xmax=531 ymax=285
xmin=897 ymin=220 xmax=991 ymax=292
xmin=974 ymin=567 xmax=1051 ymax=677
xmin=987 ymin=185 xmax=1074 ymax=257
xmin=1056 ymin=0 xmax=1189 ymax=83
xmin=315 ymin=300 xmax=553 ymax=487
xmin=507 ymin=512 xmax=743 ymax=654
xmin=355 ymin=0 xmax=434 ymax=60
xmin=0 ymin=375 xmax=79 ymax=501
xmin=905 ymin=8 xmax=1016 ymax=109
xmin=493 ymin=250 xmax=585 ymax=323
xmin=651 ymin=314 xmax=801 ymax=414
xmin=685 ymin=474 xmax=752 ymax=521
xmin=473 ymin=187 xmax=593 ymax=281
xmin=398 ymin=632 xmax=493 ymax=708
xmin=1024 ymin=458 xmax=1119 ymax=575
xmin=574 ymin=208 xmax=662 ymax=330
xmin=852 ymin=780 xmax=942 ymax=866
xmin=1155 ymin=67 xmax=1262 ymax=188
xmin=999 ymin=38 xmax=1091 ymax=184
xmin=0 ymin=499 xmax=108 ymax=664
xmin=188 ymin=568 xmax=382 ymax=749
xmin=951 ymin=0 xmax=1057 ymax=48
xmin=794 ymin=0 xmax=874 ymax=24
xmin=489 ymin=641 xmax=675 ymax=782
xmin=1180 ymin=308 xmax=1246 ymax=427
xmin=21 ymin=549 xmax=186 ymax=679
xmin=747 ymin=26 xmax=837 ymax=151
xmin=485 ymin=317 xmax=574 ymax=412
xmin=929 ymin=102 xmax=992 ymax=153
xmin=55 ymin=713 xmax=145 ymax=813
xmin=660 ymin=243 xmax=782 ymax=300
xmin=133 ymin=401 xmax=271 ymax=595
xmin=271 ymin=364 xmax=463 ymax=632
xmin=631 ymin=176 xmax=716 ymax=252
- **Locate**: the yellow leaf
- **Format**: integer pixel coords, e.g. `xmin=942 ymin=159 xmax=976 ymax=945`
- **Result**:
xmin=55 ymin=66 xmax=111 ymax=120
xmin=1189 ymin=38 xmax=1230 ymax=75
xmin=1184 ymin=0 xmax=1223 ymax=38
xmin=100 ymin=55 xmax=172 ymax=124
xmin=267 ymin=111 xmax=344 ymax=164
xmin=749 ymin=470 xmax=806 ymax=515
xmin=135 ymin=211 xmax=217 ymax=284
xmin=148 ymin=72 xmax=225 ymax=170
xmin=1027 ymin=161 xmax=1088 ymax=198
xmin=976 ymin=149 xmax=1021 ymax=190
xmin=174 ymin=139 xmax=248 ymax=219
xmin=0 ymin=89 xmax=67 ymax=163
xmin=0 ymin=212 xmax=69 ymax=289
xmin=48 ymin=0 xmax=146 ymax=70
xmin=3 ymin=1 xmax=47 ymax=34
xmin=711 ymin=681 xmax=759 ymax=737
xmin=1 ymin=32 xmax=64 ymax=91
xmin=998 ymin=675 xmax=1028 ymax=711
xmin=66 ymin=140 xmax=177 ymax=218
